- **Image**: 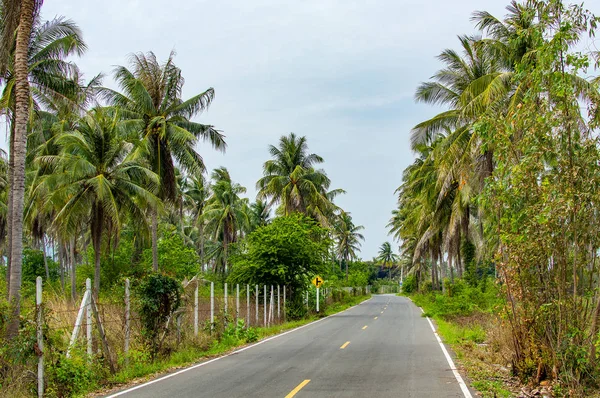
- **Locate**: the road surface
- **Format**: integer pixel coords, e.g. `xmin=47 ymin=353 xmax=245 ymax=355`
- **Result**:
xmin=108 ymin=295 xmax=471 ymax=398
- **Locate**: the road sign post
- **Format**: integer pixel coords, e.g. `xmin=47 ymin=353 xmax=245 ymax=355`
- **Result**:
xmin=316 ymin=287 xmax=320 ymax=313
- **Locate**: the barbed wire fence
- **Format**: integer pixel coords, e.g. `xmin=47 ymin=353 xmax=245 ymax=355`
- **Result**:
xmin=31 ymin=276 xmax=370 ymax=397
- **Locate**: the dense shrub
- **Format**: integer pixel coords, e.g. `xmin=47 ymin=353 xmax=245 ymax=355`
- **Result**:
xmin=228 ymin=214 xmax=330 ymax=304
xmin=23 ymin=248 xmax=59 ymax=284
xmin=402 ymin=274 xmax=417 ymax=294
xmin=137 ymin=273 xmax=182 ymax=358
xmin=412 ymin=278 xmax=502 ymax=319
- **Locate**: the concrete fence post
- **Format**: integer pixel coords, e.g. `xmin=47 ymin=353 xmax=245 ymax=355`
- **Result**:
xmin=236 ymin=284 xmax=240 ymax=325
xmin=255 ymin=284 xmax=259 ymax=326
xmin=224 ymin=283 xmax=228 ymax=318
xmin=263 ymin=285 xmax=267 ymax=327
xmin=283 ymin=286 xmax=286 ymax=322
xmin=270 ymin=286 xmax=274 ymax=325
xmin=277 ymin=285 xmax=280 ymax=321
xmin=125 ymin=279 xmax=130 ymax=366
xmin=36 ymin=277 xmax=44 ymax=398
xmin=306 ymin=290 xmax=309 ymax=310
xmin=194 ymin=280 xmax=199 ymax=336
xmin=246 ymin=284 xmax=250 ymax=328
xmin=210 ymin=282 xmax=215 ymax=332
xmin=86 ymin=278 xmax=92 ymax=358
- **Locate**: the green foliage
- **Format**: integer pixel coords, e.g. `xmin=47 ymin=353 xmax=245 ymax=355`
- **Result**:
xmin=136 ymin=273 xmax=182 ymax=358
xmin=80 ymin=234 xmax=143 ymax=288
xmin=220 ymin=320 xmax=258 ymax=346
xmin=461 ymin=240 xmax=477 ymax=286
xmin=411 ymin=278 xmax=502 ymax=319
xmin=142 ymin=225 xmax=200 ymax=279
xmin=47 ymin=354 xmax=98 ymax=397
xmin=228 ymin=213 xmax=331 ymax=299
xmin=402 ymin=274 xmax=417 ymax=294
xmin=285 ymin=293 xmax=308 ymax=320
xmin=22 ymin=248 xmax=59 ymax=284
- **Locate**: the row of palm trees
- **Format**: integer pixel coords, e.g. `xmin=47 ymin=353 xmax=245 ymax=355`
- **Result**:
xmin=0 ymin=9 xmax=367 ymax=337
xmin=388 ymin=0 xmax=600 ymax=290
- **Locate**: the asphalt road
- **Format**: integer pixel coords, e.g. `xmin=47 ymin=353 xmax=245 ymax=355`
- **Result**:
xmin=109 ymin=295 xmax=470 ymax=398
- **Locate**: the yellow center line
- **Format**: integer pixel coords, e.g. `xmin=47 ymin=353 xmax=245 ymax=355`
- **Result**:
xmin=374 ymin=316 xmax=378 ymax=320
xmin=285 ymin=379 xmax=311 ymax=398
xmin=381 ymin=311 xmax=384 ymax=314
xmin=340 ymin=341 xmax=350 ymax=349
xmin=362 ymin=325 xmax=368 ymax=330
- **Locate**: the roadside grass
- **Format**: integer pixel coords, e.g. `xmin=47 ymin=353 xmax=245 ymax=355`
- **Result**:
xmin=404 ymin=281 xmax=517 ymax=398
xmin=92 ymin=294 xmax=370 ymax=397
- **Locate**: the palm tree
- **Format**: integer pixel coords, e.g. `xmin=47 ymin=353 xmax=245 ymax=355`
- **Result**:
xmin=101 ymin=51 xmax=225 ymax=272
xmin=203 ymin=167 xmax=249 ymax=274
xmin=1 ymin=0 xmax=46 ymax=337
xmin=183 ymin=174 xmax=210 ymax=271
xmin=333 ymin=211 xmax=364 ymax=280
xmin=26 ymin=71 xmax=101 ymax=301
xmin=249 ymin=199 xmax=270 ymax=231
xmin=377 ymin=242 xmax=398 ymax=280
xmin=39 ymin=108 xmax=159 ymax=297
xmin=257 ymin=133 xmax=336 ymax=225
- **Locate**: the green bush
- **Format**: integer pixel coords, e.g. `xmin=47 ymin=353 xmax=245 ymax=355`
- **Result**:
xmin=137 ymin=273 xmax=182 ymax=358
xmin=228 ymin=214 xmax=330 ymax=305
xmin=286 ymin=292 xmax=308 ymax=320
xmin=402 ymin=274 xmax=417 ymax=294
xmin=412 ymin=278 xmax=502 ymax=319
xmin=221 ymin=320 xmax=258 ymax=345
xmin=47 ymin=354 xmax=98 ymax=397
xmin=142 ymin=226 xmax=200 ymax=280
xmin=23 ymin=248 xmax=59 ymax=284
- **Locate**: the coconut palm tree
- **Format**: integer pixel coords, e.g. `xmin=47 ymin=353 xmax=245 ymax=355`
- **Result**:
xmin=183 ymin=174 xmax=210 ymax=271
xmin=203 ymin=167 xmax=249 ymax=274
xmin=39 ymin=108 xmax=160 ymax=296
xmin=333 ymin=211 xmax=365 ymax=280
xmin=0 ymin=0 xmax=50 ymax=336
xmin=377 ymin=242 xmax=398 ymax=280
xmin=0 ymin=16 xmax=87 ymax=281
xmin=249 ymin=199 xmax=270 ymax=231
xmin=101 ymin=51 xmax=225 ymax=272
xmin=257 ymin=133 xmax=337 ymax=225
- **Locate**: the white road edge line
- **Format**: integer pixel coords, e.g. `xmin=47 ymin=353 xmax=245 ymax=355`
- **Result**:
xmin=105 ymin=297 xmax=373 ymax=397
xmin=424 ymin=312 xmax=473 ymax=398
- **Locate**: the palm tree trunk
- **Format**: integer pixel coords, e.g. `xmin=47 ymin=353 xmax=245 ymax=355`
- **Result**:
xmin=92 ymin=204 xmax=103 ymax=299
xmin=345 ymin=256 xmax=348 ymax=281
xmin=5 ymin=119 xmax=14 ymax=299
xmin=152 ymin=209 xmax=158 ymax=272
xmin=439 ymin=247 xmax=445 ymax=293
xmin=199 ymin=220 xmax=205 ymax=272
xmin=40 ymin=238 xmax=50 ymax=280
xmin=7 ymin=0 xmax=36 ymax=339
xmin=179 ymin=199 xmax=184 ymax=235
xmin=223 ymin=230 xmax=229 ymax=274
xmin=70 ymin=236 xmax=77 ymax=302
xmin=449 ymin=254 xmax=454 ymax=284
xmin=59 ymin=243 xmax=65 ymax=290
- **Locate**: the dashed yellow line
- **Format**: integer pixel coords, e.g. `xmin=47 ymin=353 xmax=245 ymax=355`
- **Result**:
xmin=340 ymin=341 xmax=350 ymax=349
xmin=374 ymin=316 xmax=378 ymax=320
xmin=285 ymin=379 xmax=311 ymax=398
xmin=381 ymin=311 xmax=384 ymax=314
xmin=362 ymin=325 xmax=368 ymax=330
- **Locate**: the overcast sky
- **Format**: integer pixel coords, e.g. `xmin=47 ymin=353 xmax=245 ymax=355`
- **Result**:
xmin=32 ymin=0 xmax=528 ymax=259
